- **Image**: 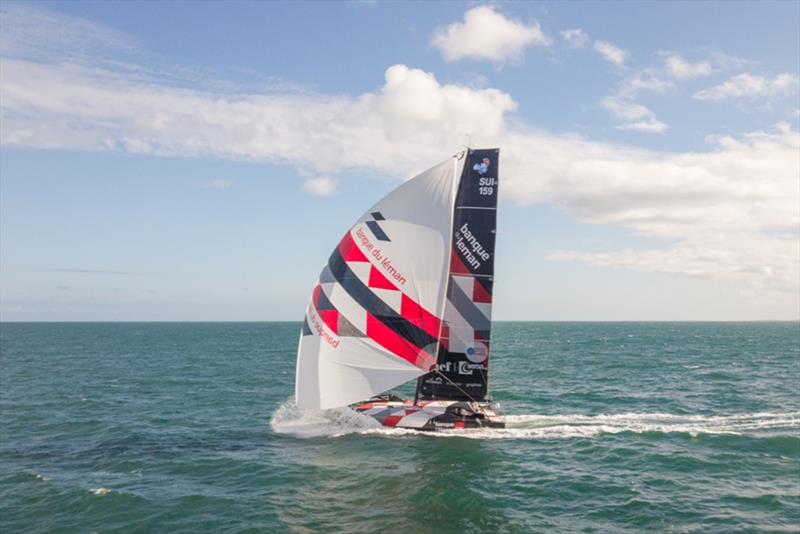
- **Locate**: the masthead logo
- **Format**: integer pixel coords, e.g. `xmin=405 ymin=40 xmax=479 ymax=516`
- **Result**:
xmin=473 ymin=157 xmax=490 ymax=175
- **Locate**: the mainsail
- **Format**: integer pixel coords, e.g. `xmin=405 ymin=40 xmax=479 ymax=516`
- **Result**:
xmin=418 ymin=149 xmax=498 ymax=401
xmin=295 ymin=149 xmax=499 ymax=409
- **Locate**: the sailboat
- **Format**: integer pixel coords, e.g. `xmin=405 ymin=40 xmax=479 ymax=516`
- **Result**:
xmin=295 ymin=148 xmax=504 ymax=430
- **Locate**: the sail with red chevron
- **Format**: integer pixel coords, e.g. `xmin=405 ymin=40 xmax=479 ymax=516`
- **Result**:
xmin=295 ymin=148 xmax=503 ymax=430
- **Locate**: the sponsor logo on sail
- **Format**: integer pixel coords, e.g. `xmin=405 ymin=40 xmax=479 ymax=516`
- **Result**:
xmin=473 ymin=157 xmax=490 ymax=175
xmin=458 ymin=361 xmax=485 ymax=375
xmin=465 ymin=341 xmax=488 ymax=363
xmin=455 ymin=222 xmax=490 ymax=270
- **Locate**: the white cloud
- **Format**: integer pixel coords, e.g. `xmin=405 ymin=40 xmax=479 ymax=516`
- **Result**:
xmin=601 ymin=96 xmax=668 ymax=133
xmin=597 ymin=66 xmax=672 ymax=133
xmin=538 ymin=124 xmax=799 ymax=295
xmin=694 ymin=73 xmax=799 ymax=101
xmin=0 ymin=60 xmax=516 ymax=177
xmin=615 ymin=119 xmax=669 ymax=133
xmin=431 ymin=6 xmax=551 ymax=62
xmin=1 ymin=13 xmax=798 ymax=314
xmin=601 ymin=97 xmax=653 ymax=121
xmin=664 ymin=54 xmax=713 ymax=79
xmin=618 ymin=69 xmax=674 ymax=98
xmin=593 ymin=40 xmax=627 ymax=66
xmin=560 ymin=28 xmax=589 ymax=49
xmin=203 ymin=179 xmax=233 ymax=188
xmin=303 ymin=176 xmax=336 ymax=196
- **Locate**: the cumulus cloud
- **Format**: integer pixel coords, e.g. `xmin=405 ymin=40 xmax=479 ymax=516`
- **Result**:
xmin=694 ymin=73 xmax=799 ymax=101
xmin=1 ymin=8 xmax=798 ymax=313
xmin=664 ymin=54 xmax=713 ymax=79
xmin=303 ymin=176 xmax=336 ymax=196
xmin=431 ymin=6 xmax=551 ymax=62
xmin=539 ymin=124 xmax=799 ymax=294
xmin=560 ymin=28 xmax=589 ymax=49
xmin=593 ymin=40 xmax=627 ymax=66
xmin=0 ymin=60 xmax=516 ymax=177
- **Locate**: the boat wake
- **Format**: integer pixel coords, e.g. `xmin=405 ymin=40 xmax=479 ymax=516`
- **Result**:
xmin=270 ymin=400 xmax=799 ymax=440
xmin=270 ymin=400 xmax=382 ymax=438
xmin=492 ymin=412 xmax=800 ymax=439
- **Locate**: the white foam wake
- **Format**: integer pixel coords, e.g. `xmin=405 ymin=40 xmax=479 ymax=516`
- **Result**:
xmin=269 ymin=400 xmax=381 ymax=438
xmin=489 ymin=411 xmax=800 ymax=439
xmin=269 ymin=399 xmax=800 ymax=440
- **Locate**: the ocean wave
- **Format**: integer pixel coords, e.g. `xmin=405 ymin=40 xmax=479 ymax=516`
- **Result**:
xmin=270 ymin=399 xmax=799 ymax=440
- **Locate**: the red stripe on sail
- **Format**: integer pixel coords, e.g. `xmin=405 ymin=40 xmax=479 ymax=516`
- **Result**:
xmin=318 ymin=309 xmax=339 ymax=335
xmin=368 ymin=266 xmax=397 ymax=290
xmin=400 ymin=293 xmax=441 ymax=338
xmin=338 ymin=232 xmax=369 ymax=262
xmin=365 ymin=313 xmax=435 ymax=370
xmin=473 ymin=278 xmax=492 ymax=303
xmin=312 ymin=285 xmax=321 ymax=307
xmin=450 ymin=249 xmax=471 ymax=275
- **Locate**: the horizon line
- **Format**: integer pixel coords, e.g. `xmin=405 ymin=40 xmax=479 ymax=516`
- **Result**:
xmin=1 ymin=319 xmax=798 ymax=324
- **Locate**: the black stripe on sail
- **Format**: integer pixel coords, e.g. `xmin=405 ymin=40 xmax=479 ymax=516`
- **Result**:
xmin=327 ymin=247 xmax=436 ymax=351
xmin=365 ymin=220 xmax=391 ymax=242
xmin=371 ymin=211 xmax=386 ymax=221
xmin=315 ymin=286 xmax=336 ymax=311
xmin=302 ymin=318 xmax=312 ymax=336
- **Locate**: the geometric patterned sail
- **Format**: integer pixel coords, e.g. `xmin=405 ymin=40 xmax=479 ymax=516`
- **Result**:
xmin=419 ymin=148 xmax=499 ymax=402
xmin=295 ymin=155 xmax=467 ymax=409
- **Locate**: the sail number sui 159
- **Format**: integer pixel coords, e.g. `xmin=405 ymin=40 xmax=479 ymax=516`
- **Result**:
xmin=478 ymin=177 xmax=496 ymax=196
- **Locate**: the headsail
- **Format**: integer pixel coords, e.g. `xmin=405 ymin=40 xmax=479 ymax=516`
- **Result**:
xmin=295 ymin=155 xmax=466 ymax=409
xmin=419 ymin=149 xmax=499 ymax=401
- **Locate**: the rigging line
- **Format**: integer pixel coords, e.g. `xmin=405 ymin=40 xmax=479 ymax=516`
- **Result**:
xmin=432 ymin=369 xmax=482 ymax=405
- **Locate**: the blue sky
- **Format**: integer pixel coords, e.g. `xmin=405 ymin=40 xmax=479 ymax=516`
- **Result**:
xmin=1 ymin=1 xmax=798 ymax=321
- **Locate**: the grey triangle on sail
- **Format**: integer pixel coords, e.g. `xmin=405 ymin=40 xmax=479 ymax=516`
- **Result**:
xmin=319 ymin=265 xmax=336 ymax=284
xmin=337 ymin=313 xmax=366 ymax=338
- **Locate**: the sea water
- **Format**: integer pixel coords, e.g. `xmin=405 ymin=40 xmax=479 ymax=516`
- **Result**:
xmin=1 ymin=322 xmax=798 ymax=532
